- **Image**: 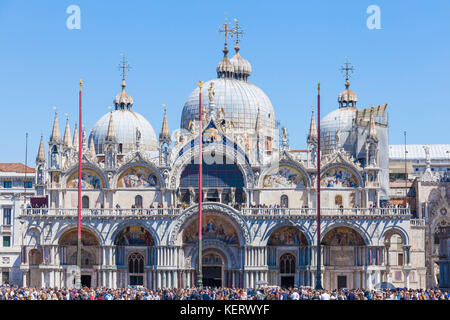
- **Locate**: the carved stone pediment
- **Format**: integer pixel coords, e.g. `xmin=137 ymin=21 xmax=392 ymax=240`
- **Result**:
xmin=321 ymin=149 xmax=362 ymax=171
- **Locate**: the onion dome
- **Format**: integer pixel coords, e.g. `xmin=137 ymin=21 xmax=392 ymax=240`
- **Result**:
xmin=230 ymin=45 xmax=252 ymax=81
xmin=114 ymin=80 xmax=134 ymax=109
xmin=338 ymin=80 xmax=358 ymax=108
xmin=216 ymin=47 xmax=234 ymax=79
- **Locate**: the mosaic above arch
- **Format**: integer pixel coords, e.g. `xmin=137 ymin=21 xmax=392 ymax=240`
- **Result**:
xmin=322 ymin=227 xmax=365 ymax=246
xmin=263 ymin=165 xmax=306 ymax=188
xmin=117 ymin=166 xmax=159 ymax=188
xmin=114 ymin=226 xmax=155 ymax=246
xmin=320 ymin=166 xmax=358 ymax=188
xmin=183 ymin=216 xmax=239 ymax=245
xmin=59 ymin=229 xmax=99 ymax=246
xmin=268 ymin=226 xmax=308 ymax=246
xmin=67 ymin=169 xmax=103 ymax=189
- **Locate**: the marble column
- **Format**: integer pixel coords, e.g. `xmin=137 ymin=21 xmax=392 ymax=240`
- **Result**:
xmin=404 ymin=270 xmax=410 ymax=289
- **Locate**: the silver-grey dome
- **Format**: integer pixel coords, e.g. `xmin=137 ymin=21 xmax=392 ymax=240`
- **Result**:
xmin=320 ymin=107 xmax=357 ymax=152
xmin=90 ymin=109 xmax=158 ymax=154
xmin=180 ymin=78 xmax=276 ymax=136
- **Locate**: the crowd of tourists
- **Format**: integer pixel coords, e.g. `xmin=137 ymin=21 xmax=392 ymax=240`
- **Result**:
xmin=0 ymin=285 xmax=448 ymax=300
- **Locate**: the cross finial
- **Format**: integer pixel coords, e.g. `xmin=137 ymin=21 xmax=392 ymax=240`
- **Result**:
xmin=232 ymin=18 xmax=244 ymax=50
xmin=119 ymin=53 xmax=131 ymax=83
xmin=163 ymin=104 xmax=167 ymax=112
xmin=340 ymin=57 xmax=354 ymax=88
xmin=217 ymin=15 xmax=232 ymax=50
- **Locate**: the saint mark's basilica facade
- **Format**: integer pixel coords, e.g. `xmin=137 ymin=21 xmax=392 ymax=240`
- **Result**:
xmin=17 ymin=24 xmax=428 ymax=290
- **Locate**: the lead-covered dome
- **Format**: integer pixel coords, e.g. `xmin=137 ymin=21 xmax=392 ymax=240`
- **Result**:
xmin=90 ymin=81 xmax=157 ymax=154
xmin=181 ymin=46 xmax=275 ymax=138
xmin=181 ymin=78 xmax=275 ymax=135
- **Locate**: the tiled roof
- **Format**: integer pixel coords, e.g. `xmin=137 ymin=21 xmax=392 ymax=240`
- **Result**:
xmin=389 ymin=144 xmax=450 ymax=160
xmin=0 ymin=163 xmax=35 ymax=173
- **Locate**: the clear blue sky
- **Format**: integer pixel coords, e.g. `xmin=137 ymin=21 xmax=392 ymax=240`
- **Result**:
xmin=0 ymin=0 xmax=449 ymax=163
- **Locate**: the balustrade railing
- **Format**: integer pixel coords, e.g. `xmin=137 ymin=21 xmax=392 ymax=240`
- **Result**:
xmin=241 ymin=207 xmax=411 ymax=216
xmin=21 ymin=207 xmax=181 ymax=217
xmin=21 ymin=206 xmax=410 ymax=218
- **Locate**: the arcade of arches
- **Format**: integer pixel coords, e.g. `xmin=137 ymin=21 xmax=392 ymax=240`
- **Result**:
xmin=22 ymin=222 xmax=405 ymax=289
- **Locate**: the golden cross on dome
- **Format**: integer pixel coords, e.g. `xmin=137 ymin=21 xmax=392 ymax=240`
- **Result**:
xmin=217 ymin=16 xmax=232 ymax=48
xmin=232 ymin=18 xmax=244 ymax=48
xmin=118 ymin=53 xmax=131 ymax=82
xmin=340 ymin=56 xmax=354 ymax=83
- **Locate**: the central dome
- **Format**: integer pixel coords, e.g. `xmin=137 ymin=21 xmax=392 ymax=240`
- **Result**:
xmin=180 ymin=78 xmax=275 ymax=135
xmin=180 ymin=46 xmax=275 ymax=137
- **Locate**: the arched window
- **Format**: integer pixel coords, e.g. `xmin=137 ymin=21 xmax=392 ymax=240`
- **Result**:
xmin=280 ymin=195 xmax=289 ymax=208
xmin=280 ymin=253 xmax=296 ymax=274
xmin=82 ymin=196 xmax=89 ymax=209
xmin=128 ymin=253 xmax=144 ymax=274
xmin=128 ymin=253 xmax=144 ymax=285
xmin=180 ymin=161 xmax=244 ymax=189
xmin=135 ymin=195 xmax=143 ymax=208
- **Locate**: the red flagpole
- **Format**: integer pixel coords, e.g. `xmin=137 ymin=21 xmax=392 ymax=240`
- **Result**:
xmin=197 ymin=80 xmax=204 ymax=288
xmin=316 ymin=83 xmax=323 ymax=289
xmin=75 ymin=79 xmax=83 ymax=289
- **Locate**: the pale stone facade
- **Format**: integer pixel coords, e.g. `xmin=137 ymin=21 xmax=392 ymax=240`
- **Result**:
xmin=15 ymin=39 xmax=429 ymax=290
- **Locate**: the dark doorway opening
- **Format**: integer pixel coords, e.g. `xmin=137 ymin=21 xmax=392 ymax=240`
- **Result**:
xmin=130 ymin=275 xmax=144 ymax=286
xmin=337 ymin=276 xmax=347 ymax=289
xmin=81 ymin=275 xmax=91 ymax=287
xmin=281 ymin=276 xmax=295 ymax=288
xmin=202 ymin=266 xmax=222 ymax=287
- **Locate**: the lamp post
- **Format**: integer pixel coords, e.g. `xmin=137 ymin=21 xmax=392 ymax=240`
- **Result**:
xmin=197 ymin=80 xmax=204 ymax=288
xmin=315 ymin=83 xmax=323 ymax=290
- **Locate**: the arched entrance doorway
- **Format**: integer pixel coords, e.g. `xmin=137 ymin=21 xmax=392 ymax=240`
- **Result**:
xmin=182 ymin=214 xmax=240 ymax=287
xmin=58 ymin=228 xmax=100 ymax=287
xmin=322 ymin=226 xmax=366 ymax=289
xmin=114 ymin=225 xmax=156 ymax=287
xmin=267 ymin=226 xmax=309 ymax=287
xmin=202 ymin=252 xmax=223 ymax=287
